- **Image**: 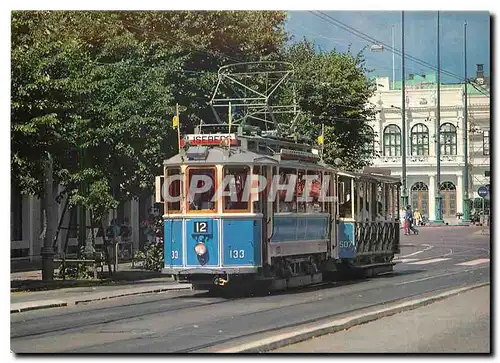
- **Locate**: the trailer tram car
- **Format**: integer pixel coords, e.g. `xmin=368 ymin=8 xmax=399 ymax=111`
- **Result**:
xmin=156 ymin=126 xmax=401 ymax=293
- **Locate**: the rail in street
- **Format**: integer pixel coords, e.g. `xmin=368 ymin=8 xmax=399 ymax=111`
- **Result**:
xmin=11 ymin=227 xmax=490 ymax=353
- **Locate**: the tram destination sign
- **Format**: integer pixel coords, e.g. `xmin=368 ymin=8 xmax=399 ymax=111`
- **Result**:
xmin=180 ymin=133 xmax=238 ymax=147
xmin=478 ymin=186 xmax=489 ymax=199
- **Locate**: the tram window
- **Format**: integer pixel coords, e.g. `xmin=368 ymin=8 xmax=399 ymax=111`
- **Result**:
xmin=338 ymin=175 xmax=353 ymax=219
xmin=278 ymin=168 xmax=296 ymax=212
xmin=223 ymin=166 xmax=250 ymax=212
xmin=252 ymin=166 xmax=265 ymax=213
xmin=297 ymin=169 xmax=306 ymax=212
xmin=306 ymin=170 xmax=323 ymax=213
xmin=166 ymin=168 xmax=181 ymax=212
xmin=187 ymin=167 xmax=216 ymax=212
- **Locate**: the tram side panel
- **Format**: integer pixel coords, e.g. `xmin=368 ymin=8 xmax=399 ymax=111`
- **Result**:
xmin=336 ymin=220 xmax=356 ymax=259
xmin=164 ymin=219 xmax=184 ymax=267
xmin=222 ymin=218 xmax=262 ymax=267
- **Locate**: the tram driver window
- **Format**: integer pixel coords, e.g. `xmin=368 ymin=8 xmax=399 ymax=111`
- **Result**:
xmin=187 ymin=167 xmax=216 ymax=212
xmin=223 ymin=166 xmax=249 ymax=212
xmin=338 ymin=176 xmax=353 ymax=219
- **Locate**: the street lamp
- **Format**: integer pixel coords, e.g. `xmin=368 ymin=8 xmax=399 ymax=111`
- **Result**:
xmin=434 ymin=11 xmax=444 ymax=224
xmin=462 ymin=21 xmax=471 ymax=224
xmin=370 ymin=25 xmax=396 ymax=90
xmin=401 ymin=12 xmax=408 ymax=209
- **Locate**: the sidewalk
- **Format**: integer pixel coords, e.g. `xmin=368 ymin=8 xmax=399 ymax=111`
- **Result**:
xmin=272 ymin=285 xmax=490 ymax=353
xmin=10 ymin=262 xmax=192 ymax=313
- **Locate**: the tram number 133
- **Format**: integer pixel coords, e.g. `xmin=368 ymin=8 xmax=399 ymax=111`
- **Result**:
xmin=229 ymin=249 xmax=245 ymax=259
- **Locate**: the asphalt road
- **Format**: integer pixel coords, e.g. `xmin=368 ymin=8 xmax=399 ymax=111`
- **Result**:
xmin=273 ymin=285 xmax=490 ymax=353
xmin=11 ymin=227 xmax=490 ymax=353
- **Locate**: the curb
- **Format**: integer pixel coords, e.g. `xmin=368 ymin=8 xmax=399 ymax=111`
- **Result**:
xmin=216 ymin=282 xmax=490 ymax=353
xmin=11 ymin=300 xmax=68 ymax=314
xmin=10 ymin=284 xmax=192 ymax=314
xmin=72 ymin=284 xmax=192 ymax=304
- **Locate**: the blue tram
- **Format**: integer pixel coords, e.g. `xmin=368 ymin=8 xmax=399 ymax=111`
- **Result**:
xmin=156 ymin=127 xmax=401 ymax=291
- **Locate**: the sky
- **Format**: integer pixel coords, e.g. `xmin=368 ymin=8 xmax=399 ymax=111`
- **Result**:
xmin=285 ymin=11 xmax=490 ymax=85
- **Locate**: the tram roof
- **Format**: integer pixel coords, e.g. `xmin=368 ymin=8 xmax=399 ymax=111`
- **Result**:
xmin=163 ymin=146 xmax=280 ymax=167
xmin=337 ymin=170 xmax=400 ymax=184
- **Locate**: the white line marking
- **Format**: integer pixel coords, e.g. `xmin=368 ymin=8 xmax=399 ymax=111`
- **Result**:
xmin=456 ymin=258 xmax=490 ymax=266
xmin=407 ymin=258 xmax=450 ymax=265
xmin=395 ymin=266 xmax=488 ymax=286
xmin=393 ymin=258 xmax=420 ymax=263
xmin=400 ymin=244 xmax=433 ymax=258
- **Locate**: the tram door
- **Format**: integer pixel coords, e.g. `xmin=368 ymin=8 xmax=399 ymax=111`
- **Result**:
xmin=255 ymin=165 xmax=273 ymax=266
xmin=326 ymin=171 xmax=336 ymax=258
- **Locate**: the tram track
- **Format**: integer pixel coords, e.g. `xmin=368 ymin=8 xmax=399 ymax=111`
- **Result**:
xmin=12 ymin=262 xmax=489 ymax=353
xmin=10 ymin=292 xmax=234 ymax=339
xmin=77 ymin=265 xmax=488 ymax=353
xmin=176 ymin=283 xmax=471 ymax=353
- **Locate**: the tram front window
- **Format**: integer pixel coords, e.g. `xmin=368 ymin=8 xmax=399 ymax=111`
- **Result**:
xmin=187 ymin=167 xmax=216 ymax=212
xmin=223 ymin=166 xmax=249 ymax=212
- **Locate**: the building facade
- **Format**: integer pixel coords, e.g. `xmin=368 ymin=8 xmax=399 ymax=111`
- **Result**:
xmin=11 ymin=185 xmax=159 ymax=261
xmin=368 ymin=66 xmax=490 ymax=224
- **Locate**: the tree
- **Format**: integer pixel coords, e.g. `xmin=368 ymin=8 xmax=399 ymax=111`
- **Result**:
xmin=281 ymin=40 xmax=377 ymax=171
xmin=11 ymin=10 xmax=289 ymax=253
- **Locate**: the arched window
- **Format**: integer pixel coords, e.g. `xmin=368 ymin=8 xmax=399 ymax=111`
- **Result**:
xmin=383 ymin=125 xmax=401 ymax=156
xmin=440 ymin=181 xmax=457 ymax=217
xmin=411 ymin=124 xmax=429 ymax=156
xmin=440 ymin=123 xmax=457 ymax=156
xmin=411 ymin=182 xmax=429 ymax=216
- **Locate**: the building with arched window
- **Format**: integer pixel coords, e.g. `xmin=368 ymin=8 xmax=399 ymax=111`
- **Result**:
xmin=383 ymin=125 xmax=401 ymax=156
xmin=368 ymin=68 xmax=490 ymax=224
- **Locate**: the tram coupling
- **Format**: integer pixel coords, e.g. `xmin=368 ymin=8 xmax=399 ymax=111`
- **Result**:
xmin=213 ymin=275 xmax=230 ymax=286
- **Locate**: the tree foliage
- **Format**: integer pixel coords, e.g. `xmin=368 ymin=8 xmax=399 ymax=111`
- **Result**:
xmin=282 ymin=41 xmax=377 ymax=171
xmin=11 ymin=11 xmax=377 ymax=227
xmin=11 ymin=10 xmax=288 ymax=220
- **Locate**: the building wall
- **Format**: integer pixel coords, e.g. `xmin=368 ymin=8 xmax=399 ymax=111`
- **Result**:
xmin=369 ymin=75 xmax=490 ymax=223
xmin=10 ymin=186 xmax=152 ymax=261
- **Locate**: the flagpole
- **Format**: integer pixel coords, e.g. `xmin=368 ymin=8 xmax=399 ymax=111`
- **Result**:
xmin=321 ymin=123 xmax=325 ymax=162
xmin=176 ymin=103 xmax=181 ymax=153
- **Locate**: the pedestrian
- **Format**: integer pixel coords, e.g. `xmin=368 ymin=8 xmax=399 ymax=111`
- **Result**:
xmin=403 ymin=207 xmax=410 ymax=235
xmin=414 ymin=209 xmax=422 ymax=226
xmin=406 ymin=206 xmax=418 ymax=235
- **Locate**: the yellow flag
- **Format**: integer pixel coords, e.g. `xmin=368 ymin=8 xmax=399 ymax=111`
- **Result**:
xmin=172 ymin=115 xmax=179 ymax=129
xmin=317 ymin=134 xmax=324 ymax=145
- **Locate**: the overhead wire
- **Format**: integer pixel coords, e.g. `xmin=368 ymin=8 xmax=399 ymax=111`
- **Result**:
xmin=310 ymin=11 xmax=490 ymax=97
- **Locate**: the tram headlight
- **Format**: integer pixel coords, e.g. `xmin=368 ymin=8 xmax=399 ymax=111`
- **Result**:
xmin=194 ymin=242 xmax=207 ymax=256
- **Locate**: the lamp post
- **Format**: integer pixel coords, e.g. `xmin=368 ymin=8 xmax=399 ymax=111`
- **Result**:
xmin=462 ymin=21 xmax=471 ymax=224
xmin=434 ymin=11 xmax=444 ymax=224
xmin=401 ymin=11 xmax=408 ymax=209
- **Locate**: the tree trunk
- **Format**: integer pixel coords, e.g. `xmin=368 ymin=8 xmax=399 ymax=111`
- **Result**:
xmin=102 ymin=219 xmax=113 ymax=277
xmin=52 ymin=196 xmax=70 ymax=251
